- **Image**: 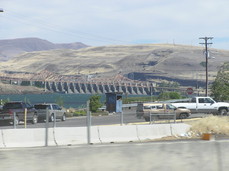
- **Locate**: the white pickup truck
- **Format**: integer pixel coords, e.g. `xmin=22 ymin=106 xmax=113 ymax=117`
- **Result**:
xmin=171 ymin=97 xmax=229 ymax=115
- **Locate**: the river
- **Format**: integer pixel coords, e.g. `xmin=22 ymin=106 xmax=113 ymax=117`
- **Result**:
xmin=0 ymin=93 xmax=146 ymax=109
xmin=0 ymin=93 xmax=104 ymax=109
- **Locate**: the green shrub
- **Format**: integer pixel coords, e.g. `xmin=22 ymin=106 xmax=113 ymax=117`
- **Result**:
xmin=73 ymin=110 xmax=87 ymax=116
xmin=89 ymin=95 xmax=102 ymax=112
xmin=211 ymin=68 xmax=229 ymax=101
xmin=123 ymin=96 xmax=156 ymax=103
xmin=56 ymin=96 xmax=64 ymax=107
xmin=66 ymin=108 xmax=86 ymax=117
xmin=158 ymin=91 xmax=182 ymax=100
xmin=200 ymin=61 xmax=206 ymax=67
xmin=66 ymin=112 xmax=73 ymax=117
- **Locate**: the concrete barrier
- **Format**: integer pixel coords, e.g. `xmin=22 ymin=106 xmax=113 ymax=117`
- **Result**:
xmin=97 ymin=125 xmax=139 ymax=143
xmin=170 ymin=123 xmax=191 ymax=136
xmin=2 ymin=128 xmax=56 ymax=148
xmin=137 ymin=123 xmax=191 ymax=141
xmin=54 ymin=127 xmax=101 ymax=145
xmin=137 ymin=124 xmax=172 ymax=141
xmin=0 ymin=123 xmax=191 ymax=148
xmin=0 ymin=130 xmax=5 ymax=148
xmin=54 ymin=127 xmax=87 ymax=145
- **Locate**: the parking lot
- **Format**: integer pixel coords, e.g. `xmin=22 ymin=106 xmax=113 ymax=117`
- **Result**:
xmin=0 ymin=111 xmax=206 ymax=129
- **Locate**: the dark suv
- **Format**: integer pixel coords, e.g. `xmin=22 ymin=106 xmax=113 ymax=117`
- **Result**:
xmin=0 ymin=101 xmax=38 ymax=125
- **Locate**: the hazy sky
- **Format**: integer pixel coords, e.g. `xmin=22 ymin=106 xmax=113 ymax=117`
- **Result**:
xmin=1 ymin=0 xmax=229 ymax=50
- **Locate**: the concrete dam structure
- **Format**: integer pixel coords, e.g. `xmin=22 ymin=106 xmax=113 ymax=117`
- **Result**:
xmin=0 ymin=72 xmax=160 ymax=95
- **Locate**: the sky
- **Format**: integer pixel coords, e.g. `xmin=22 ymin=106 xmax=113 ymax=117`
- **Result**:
xmin=1 ymin=0 xmax=229 ymax=50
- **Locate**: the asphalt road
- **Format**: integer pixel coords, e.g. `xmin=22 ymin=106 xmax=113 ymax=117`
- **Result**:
xmin=0 ymin=140 xmax=229 ymax=171
xmin=0 ymin=113 xmax=144 ymax=129
xmin=0 ymin=112 xmax=207 ymax=129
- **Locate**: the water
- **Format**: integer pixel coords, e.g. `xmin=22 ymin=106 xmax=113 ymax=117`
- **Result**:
xmin=0 ymin=93 xmax=106 ymax=109
xmin=0 ymin=93 xmax=148 ymax=109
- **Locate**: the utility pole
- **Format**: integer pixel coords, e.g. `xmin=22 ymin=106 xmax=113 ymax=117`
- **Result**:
xmin=199 ymin=37 xmax=213 ymax=97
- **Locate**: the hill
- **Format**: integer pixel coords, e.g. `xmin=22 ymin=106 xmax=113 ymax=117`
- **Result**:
xmin=0 ymin=43 xmax=228 ymax=86
xmin=0 ymin=82 xmax=45 ymax=94
xmin=0 ymin=38 xmax=89 ymax=61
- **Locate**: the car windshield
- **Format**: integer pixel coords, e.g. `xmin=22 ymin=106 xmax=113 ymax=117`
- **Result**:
xmin=3 ymin=103 xmax=22 ymax=109
xmin=166 ymin=104 xmax=176 ymax=109
xmin=144 ymin=106 xmax=151 ymax=109
xmin=34 ymin=104 xmax=48 ymax=110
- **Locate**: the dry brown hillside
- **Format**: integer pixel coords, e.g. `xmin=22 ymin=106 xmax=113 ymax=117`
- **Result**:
xmin=0 ymin=43 xmax=228 ymax=86
xmin=0 ymin=82 xmax=44 ymax=94
xmin=0 ymin=38 xmax=88 ymax=60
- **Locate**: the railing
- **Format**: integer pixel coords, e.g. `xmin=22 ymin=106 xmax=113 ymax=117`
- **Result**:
xmin=149 ymin=112 xmax=176 ymax=124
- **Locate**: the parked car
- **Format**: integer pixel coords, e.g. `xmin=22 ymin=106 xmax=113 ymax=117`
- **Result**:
xmin=34 ymin=103 xmax=66 ymax=122
xmin=136 ymin=102 xmax=191 ymax=121
xmin=0 ymin=101 xmax=38 ymax=125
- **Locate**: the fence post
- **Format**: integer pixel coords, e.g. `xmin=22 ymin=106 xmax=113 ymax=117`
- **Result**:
xmin=13 ymin=112 xmax=16 ymax=129
xmin=53 ymin=112 xmax=56 ymax=128
xmin=120 ymin=112 xmax=123 ymax=126
xmin=45 ymin=107 xmax=49 ymax=147
xmin=87 ymin=100 xmax=91 ymax=144
xmin=174 ymin=112 xmax=176 ymax=123
xmin=150 ymin=110 xmax=152 ymax=124
xmin=24 ymin=108 xmax=27 ymax=128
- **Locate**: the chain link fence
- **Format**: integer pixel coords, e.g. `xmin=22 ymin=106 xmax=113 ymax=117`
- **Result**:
xmin=0 ymin=101 xmax=188 ymax=130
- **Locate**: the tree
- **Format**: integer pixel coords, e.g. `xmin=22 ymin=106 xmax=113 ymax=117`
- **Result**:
xmin=24 ymin=97 xmax=31 ymax=104
xmin=0 ymin=98 xmax=10 ymax=105
xmin=89 ymin=95 xmax=102 ymax=112
xmin=56 ymin=96 xmax=64 ymax=107
xmin=158 ymin=91 xmax=182 ymax=100
xmin=211 ymin=64 xmax=229 ymax=101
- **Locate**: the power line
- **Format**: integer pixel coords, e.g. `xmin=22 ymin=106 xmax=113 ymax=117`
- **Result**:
xmin=199 ymin=37 xmax=213 ymax=97
xmin=3 ymin=10 xmax=129 ymax=45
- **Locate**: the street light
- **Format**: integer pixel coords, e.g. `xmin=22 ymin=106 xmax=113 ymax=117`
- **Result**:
xmin=0 ymin=9 xmax=3 ymax=12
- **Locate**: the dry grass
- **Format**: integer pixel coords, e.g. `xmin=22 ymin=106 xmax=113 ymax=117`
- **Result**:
xmin=188 ymin=115 xmax=229 ymax=136
xmin=147 ymin=115 xmax=229 ymax=142
xmin=0 ymin=82 xmax=44 ymax=94
xmin=1 ymin=44 xmax=228 ymax=81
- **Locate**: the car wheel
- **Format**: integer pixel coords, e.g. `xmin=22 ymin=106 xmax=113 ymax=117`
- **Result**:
xmin=37 ymin=118 xmax=43 ymax=123
xmin=179 ymin=113 xmax=188 ymax=119
xmin=144 ymin=117 xmax=150 ymax=122
xmin=61 ymin=113 xmax=66 ymax=121
xmin=219 ymin=108 xmax=228 ymax=115
xmin=32 ymin=114 xmax=38 ymax=124
xmin=49 ymin=114 xmax=54 ymax=122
